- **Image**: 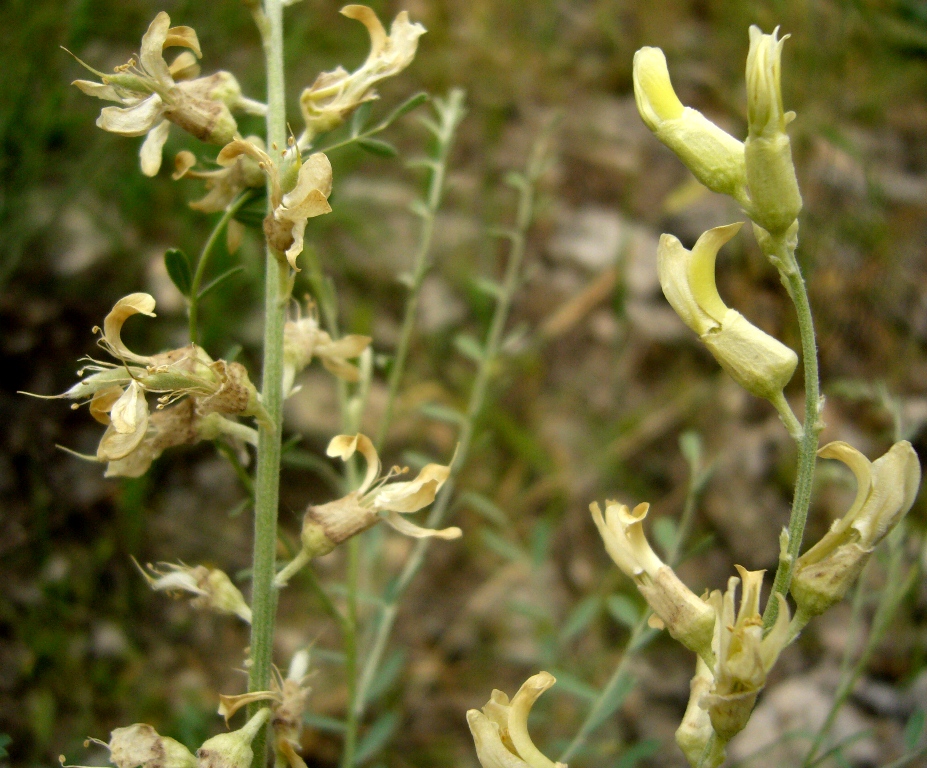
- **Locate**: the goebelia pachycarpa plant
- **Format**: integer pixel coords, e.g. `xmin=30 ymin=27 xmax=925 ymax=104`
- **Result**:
xmin=42 ymin=8 xmax=922 ymax=768
xmin=463 ymin=25 xmax=921 ymax=768
xmin=51 ymin=4 xmax=470 ymax=768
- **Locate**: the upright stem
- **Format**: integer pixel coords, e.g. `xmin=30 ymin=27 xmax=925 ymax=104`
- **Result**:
xmin=763 ymin=236 xmax=823 ymax=629
xmin=248 ymin=0 xmax=287 ymax=764
xmin=375 ymin=90 xmax=465 ymax=450
xmin=353 ymin=136 xmax=547 ymax=721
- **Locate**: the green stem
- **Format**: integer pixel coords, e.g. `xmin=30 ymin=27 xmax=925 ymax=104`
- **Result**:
xmin=247 ymin=0 xmax=287 ymax=764
xmin=375 ymin=90 xmax=466 ymax=451
xmin=352 ymin=134 xmax=548 ymax=722
xmin=188 ymin=192 xmax=253 ymax=344
xmin=763 ymin=236 xmax=823 ymax=629
xmin=559 ymin=613 xmax=657 ymax=763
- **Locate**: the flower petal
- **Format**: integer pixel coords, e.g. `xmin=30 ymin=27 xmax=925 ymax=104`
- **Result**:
xmin=110 ymin=380 xmax=147 ymax=435
xmin=72 ymin=79 xmax=123 ymax=102
xmin=382 ymin=510 xmax=461 ymax=540
xmin=102 ymin=293 xmax=157 ymax=363
xmin=140 ymin=119 xmax=171 ymax=177
xmin=97 ymin=95 xmax=165 ymax=136
xmin=341 ymin=5 xmax=389 ymax=59
xmin=372 ymin=463 xmax=450 ymax=513
xmin=140 ymin=11 xmax=173 ymax=85
xmin=168 ymin=51 xmax=201 ymax=81
xmin=507 ymin=673 xmax=562 ymax=768
xmin=467 ymin=710 xmax=531 ymax=768
xmin=164 ymin=25 xmax=202 ymax=58
xmin=326 ymin=433 xmax=380 ymax=495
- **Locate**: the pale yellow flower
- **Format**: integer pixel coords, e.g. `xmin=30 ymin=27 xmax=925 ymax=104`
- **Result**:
xmin=136 ymin=560 xmax=252 ymax=623
xmin=791 ymin=440 xmax=921 ymax=618
xmin=466 ymin=672 xmax=565 ymax=768
xmin=72 ymin=12 xmax=264 ymax=176
xmin=701 ymin=568 xmax=790 ymax=742
xmin=217 ymin=140 xmax=332 ymax=270
xmin=657 ymin=223 xmax=798 ymax=401
xmin=299 ymin=5 xmax=425 ymax=145
xmin=590 ymin=500 xmax=715 ymax=658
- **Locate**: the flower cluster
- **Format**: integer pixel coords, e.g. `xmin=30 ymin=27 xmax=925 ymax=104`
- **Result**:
xmin=72 ymin=12 xmax=266 ymax=176
xmin=298 ymin=5 xmax=426 ymax=146
xmin=51 ymin=293 xmax=263 ymax=477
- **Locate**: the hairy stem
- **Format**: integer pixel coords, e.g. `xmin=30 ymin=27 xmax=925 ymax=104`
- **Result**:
xmin=375 ymin=89 xmax=466 ymax=450
xmin=353 ymin=134 xmax=549 ymax=721
xmin=763 ymin=235 xmax=823 ymax=629
xmin=247 ymin=0 xmax=287 ymax=764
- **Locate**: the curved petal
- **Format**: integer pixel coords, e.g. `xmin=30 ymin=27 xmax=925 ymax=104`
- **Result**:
xmin=657 ymin=234 xmax=717 ymax=337
xmin=817 ymin=441 xmax=872 ymax=521
xmin=72 ymin=79 xmax=123 ymax=102
xmin=326 ymin=433 xmax=381 ymax=495
xmin=382 ymin=511 xmax=461 ymax=540
xmin=110 ymin=380 xmax=148 ymax=435
xmin=507 ymin=673 xmax=561 ymax=768
xmin=140 ymin=11 xmax=173 ymax=85
xmin=102 ymin=293 xmax=157 ymax=363
xmin=168 ymin=51 xmax=201 ymax=81
xmin=341 ymin=5 xmax=388 ymax=60
xmin=140 ymin=120 xmax=171 ymax=177
xmin=372 ymin=463 xmax=450 ymax=513
xmin=687 ymin=223 xmax=742 ymax=324
xmin=467 ymin=710 xmax=531 ymax=768
xmin=164 ymin=25 xmax=202 ymax=58
xmin=281 ymin=153 xmax=333 ymax=209
xmin=172 ymin=149 xmax=198 ymax=179
xmin=97 ymin=95 xmax=165 ymax=136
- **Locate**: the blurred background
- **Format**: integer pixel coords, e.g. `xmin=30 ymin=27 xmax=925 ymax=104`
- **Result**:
xmin=3 ymin=0 xmax=927 ymax=766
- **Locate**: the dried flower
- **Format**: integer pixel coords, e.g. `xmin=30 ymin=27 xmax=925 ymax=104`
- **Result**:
xmin=744 ymin=26 xmax=802 ymax=234
xmin=276 ymin=434 xmax=459 ymax=585
xmin=172 ymin=137 xmax=266 ymax=213
xmin=657 ymin=223 xmax=798 ymax=401
xmin=71 ymin=12 xmax=264 ymax=176
xmin=217 ymin=140 xmax=332 ymax=270
xmin=61 ymin=723 xmax=196 ymax=768
xmin=701 ymin=568 xmax=790 ymax=742
xmin=467 ymin=672 xmax=565 ymax=768
xmin=137 ymin=560 xmax=252 ymax=623
xmin=299 ymin=5 xmax=425 ymax=145
xmin=590 ymin=500 xmax=715 ymax=658
xmin=283 ymin=303 xmax=372 ymax=393
xmin=791 ymin=440 xmax=921 ymax=618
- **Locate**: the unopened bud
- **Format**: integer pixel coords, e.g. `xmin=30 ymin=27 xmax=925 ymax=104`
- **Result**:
xmin=675 ymin=657 xmax=725 ymax=768
xmin=197 ymin=709 xmax=271 ymax=768
xmin=744 ymin=26 xmax=802 ymax=234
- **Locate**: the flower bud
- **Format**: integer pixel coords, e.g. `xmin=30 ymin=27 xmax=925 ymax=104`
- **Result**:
xmin=139 ymin=561 xmax=252 ymax=624
xmin=590 ymin=501 xmax=715 ymax=658
xmin=657 ymin=224 xmax=798 ymax=401
xmin=744 ymin=27 xmax=802 ymax=234
xmin=64 ymin=723 xmax=197 ymax=768
xmin=197 ymin=709 xmax=270 ymax=768
xmin=633 ymin=47 xmax=746 ymax=200
xmin=791 ymin=440 xmax=921 ymax=618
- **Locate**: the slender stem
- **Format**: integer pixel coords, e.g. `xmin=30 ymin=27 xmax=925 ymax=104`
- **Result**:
xmin=560 ymin=613 xmax=657 ymax=763
xmin=341 ymin=537 xmax=360 ymax=768
xmin=375 ymin=90 xmax=466 ymax=450
xmin=353 ymin=135 xmax=548 ymax=721
xmin=188 ymin=192 xmax=253 ymax=344
xmin=247 ymin=0 xmax=287 ymax=764
xmin=762 ymin=236 xmax=823 ymax=629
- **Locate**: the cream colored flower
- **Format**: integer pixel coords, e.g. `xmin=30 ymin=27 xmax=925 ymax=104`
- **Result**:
xmin=71 ymin=12 xmax=264 ymax=176
xmin=657 ymin=223 xmax=798 ymax=401
xmin=791 ymin=440 xmax=921 ymax=618
xmin=590 ymin=500 xmax=715 ymax=658
xmin=47 ymin=294 xmax=262 ymax=475
xmin=283 ymin=304 xmax=372 ymax=393
xmin=701 ymin=568 xmax=790 ymax=742
xmin=276 ymin=434 xmax=459 ymax=585
xmin=172 ymin=137 xmax=266 ymax=213
xmin=217 ymin=140 xmax=332 ymax=269
xmin=467 ymin=672 xmax=565 ymax=768
xmin=298 ymin=5 xmax=425 ymax=146
xmin=136 ymin=560 xmax=252 ymax=623
xmin=63 ymin=723 xmax=196 ymax=768
xmin=744 ymin=26 xmax=802 ymax=234
xmin=633 ymin=47 xmax=746 ymax=201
